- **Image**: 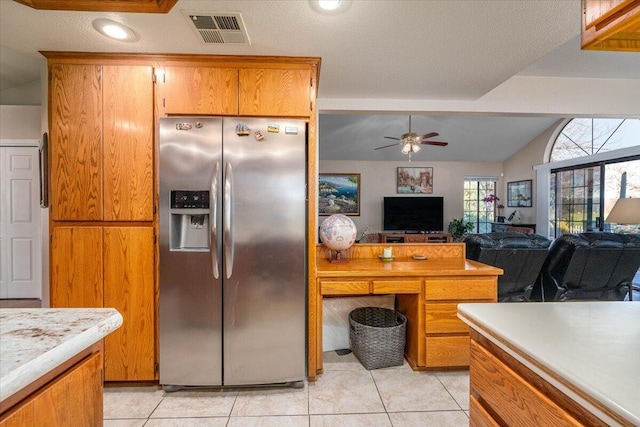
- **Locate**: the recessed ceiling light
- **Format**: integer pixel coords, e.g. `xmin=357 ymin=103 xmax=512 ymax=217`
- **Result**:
xmin=309 ymin=0 xmax=351 ymax=13
xmin=92 ymin=19 xmax=137 ymax=42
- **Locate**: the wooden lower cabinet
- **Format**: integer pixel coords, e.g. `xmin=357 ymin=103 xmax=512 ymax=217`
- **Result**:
xmin=318 ymin=275 xmax=497 ymax=371
xmin=0 ymin=351 xmax=103 ymax=427
xmin=469 ymin=339 xmax=588 ymax=426
xmin=51 ymin=226 xmax=155 ymax=381
xmin=421 ymin=277 xmax=496 ymax=368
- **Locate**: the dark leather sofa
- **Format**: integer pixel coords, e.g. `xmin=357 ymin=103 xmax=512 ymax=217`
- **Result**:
xmin=464 ymin=232 xmax=552 ymax=302
xmin=532 ymin=232 xmax=640 ymax=302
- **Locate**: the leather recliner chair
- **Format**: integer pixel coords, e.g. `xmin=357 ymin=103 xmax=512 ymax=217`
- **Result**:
xmin=532 ymin=232 xmax=640 ymax=301
xmin=464 ymin=232 xmax=552 ymax=302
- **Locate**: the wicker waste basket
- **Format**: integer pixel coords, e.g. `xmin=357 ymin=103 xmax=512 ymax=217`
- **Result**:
xmin=349 ymin=307 xmax=407 ymax=370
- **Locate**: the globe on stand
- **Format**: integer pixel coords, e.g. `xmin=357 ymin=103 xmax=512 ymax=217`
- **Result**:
xmin=319 ymin=214 xmax=357 ymax=263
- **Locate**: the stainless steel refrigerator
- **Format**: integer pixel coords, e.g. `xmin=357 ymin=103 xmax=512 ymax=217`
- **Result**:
xmin=159 ymin=117 xmax=306 ymax=389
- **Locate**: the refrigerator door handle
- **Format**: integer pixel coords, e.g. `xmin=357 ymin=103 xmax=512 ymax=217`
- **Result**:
xmin=210 ymin=161 xmax=220 ymax=279
xmin=224 ymin=161 xmax=234 ymax=278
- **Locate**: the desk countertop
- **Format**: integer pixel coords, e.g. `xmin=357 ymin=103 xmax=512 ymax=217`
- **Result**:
xmin=0 ymin=308 xmax=123 ymax=404
xmin=457 ymin=302 xmax=640 ymax=426
xmin=317 ymin=257 xmax=502 ymax=278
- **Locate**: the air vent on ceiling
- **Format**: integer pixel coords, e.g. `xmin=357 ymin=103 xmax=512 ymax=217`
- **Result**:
xmin=181 ymin=11 xmax=250 ymax=45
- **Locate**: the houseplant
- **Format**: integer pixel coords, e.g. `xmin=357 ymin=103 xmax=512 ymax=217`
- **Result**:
xmin=447 ymin=218 xmax=474 ymax=242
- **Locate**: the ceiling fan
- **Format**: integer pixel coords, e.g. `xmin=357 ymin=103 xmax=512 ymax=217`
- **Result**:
xmin=374 ymin=115 xmax=448 ymax=157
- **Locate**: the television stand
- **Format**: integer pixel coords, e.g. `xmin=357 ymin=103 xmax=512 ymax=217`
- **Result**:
xmin=379 ymin=232 xmax=451 ymax=243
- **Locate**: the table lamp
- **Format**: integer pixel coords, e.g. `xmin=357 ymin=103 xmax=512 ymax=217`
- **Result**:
xmin=606 ymin=198 xmax=640 ymax=225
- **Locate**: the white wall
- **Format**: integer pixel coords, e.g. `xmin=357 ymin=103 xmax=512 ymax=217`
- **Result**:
xmin=0 ymin=80 xmax=41 ymax=106
xmin=319 ymin=160 xmax=503 ymax=234
xmin=0 ymin=105 xmax=41 ymax=139
xmin=500 ymin=120 xmax=563 ymax=225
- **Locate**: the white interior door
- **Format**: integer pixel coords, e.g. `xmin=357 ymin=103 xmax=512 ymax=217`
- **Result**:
xmin=0 ymin=145 xmax=42 ymax=299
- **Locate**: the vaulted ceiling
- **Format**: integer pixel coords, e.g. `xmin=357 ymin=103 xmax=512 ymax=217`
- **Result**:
xmin=1 ymin=0 xmax=639 ymax=161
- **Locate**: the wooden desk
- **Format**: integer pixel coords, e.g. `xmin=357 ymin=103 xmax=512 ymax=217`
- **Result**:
xmin=309 ymin=243 xmax=502 ymax=381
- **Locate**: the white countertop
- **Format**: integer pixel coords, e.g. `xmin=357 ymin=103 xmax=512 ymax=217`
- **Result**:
xmin=0 ymin=308 xmax=123 ymax=404
xmin=458 ymin=302 xmax=639 ymax=426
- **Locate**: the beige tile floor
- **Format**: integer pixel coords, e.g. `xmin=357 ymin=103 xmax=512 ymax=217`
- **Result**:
xmin=104 ymin=352 xmax=470 ymax=427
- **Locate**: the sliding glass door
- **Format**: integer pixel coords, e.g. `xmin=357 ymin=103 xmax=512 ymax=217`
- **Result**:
xmin=550 ymin=157 xmax=640 ymax=237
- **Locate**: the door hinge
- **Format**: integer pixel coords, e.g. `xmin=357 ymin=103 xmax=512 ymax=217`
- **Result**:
xmin=154 ymin=363 xmax=159 ymax=373
xmin=163 ymin=98 xmax=165 ymax=108
xmin=153 ymin=234 xmax=157 ymax=244
xmin=310 ymin=101 xmax=313 ymax=111
xmin=310 ymin=77 xmax=314 ymax=87
xmin=152 ymin=73 xmax=157 ymax=83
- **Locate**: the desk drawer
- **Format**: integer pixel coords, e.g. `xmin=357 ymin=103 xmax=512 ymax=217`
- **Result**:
xmin=424 ymin=303 xmax=469 ymax=334
xmin=372 ymin=279 xmax=421 ymax=294
xmin=425 ymin=277 xmax=496 ymax=301
xmin=320 ymin=280 xmax=369 ymax=295
xmin=425 ymin=336 xmax=470 ymax=367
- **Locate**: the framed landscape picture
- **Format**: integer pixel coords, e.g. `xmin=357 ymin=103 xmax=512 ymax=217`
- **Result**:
xmin=318 ymin=173 xmax=361 ymax=216
xmin=507 ymin=180 xmax=532 ymax=207
xmin=396 ymin=167 xmax=433 ymax=194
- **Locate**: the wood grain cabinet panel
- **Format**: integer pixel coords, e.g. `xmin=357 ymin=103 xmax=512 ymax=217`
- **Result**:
xmin=103 ymin=66 xmax=154 ymax=221
xmin=470 ymin=340 xmax=584 ymax=426
xmin=320 ymin=280 xmax=369 ymax=295
xmin=424 ymin=302 xmax=469 ymax=334
xmin=104 ymin=227 xmax=155 ymax=381
xmin=50 ymin=64 xmax=102 ymax=221
xmin=425 ymin=277 xmax=496 ymax=300
xmin=373 ymin=279 xmax=421 ymax=294
xmin=0 ymin=352 xmax=103 ymax=427
xmin=50 ymin=226 xmax=103 ymax=309
xmin=582 ymin=0 xmax=640 ymax=51
xmin=425 ymin=336 xmax=470 ymax=367
xmin=239 ymin=68 xmax=311 ymax=117
xmin=162 ymin=66 xmax=239 ymax=115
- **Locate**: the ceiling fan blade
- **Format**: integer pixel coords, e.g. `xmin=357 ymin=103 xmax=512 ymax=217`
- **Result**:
xmin=374 ymin=143 xmax=401 ymax=150
xmin=383 ymin=136 xmax=401 ymax=140
xmin=420 ymin=141 xmax=449 ymax=147
xmin=421 ymin=132 xmax=439 ymax=139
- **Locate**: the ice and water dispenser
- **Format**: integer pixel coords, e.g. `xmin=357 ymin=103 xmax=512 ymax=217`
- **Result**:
xmin=170 ymin=190 xmax=210 ymax=251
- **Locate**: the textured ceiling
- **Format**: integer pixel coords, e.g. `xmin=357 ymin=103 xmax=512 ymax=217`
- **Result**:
xmin=1 ymin=0 xmax=639 ymax=161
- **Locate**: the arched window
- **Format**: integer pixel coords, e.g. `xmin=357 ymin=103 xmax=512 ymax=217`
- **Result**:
xmin=550 ymin=118 xmax=640 ymax=162
xmin=547 ymin=118 xmax=640 ymax=237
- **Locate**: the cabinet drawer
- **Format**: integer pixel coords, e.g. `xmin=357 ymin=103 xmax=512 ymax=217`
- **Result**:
xmin=469 ymin=395 xmax=500 ymax=427
xmin=320 ymin=280 xmax=369 ymax=295
xmin=425 ymin=336 xmax=470 ymax=367
xmin=424 ymin=303 xmax=469 ymax=334
xmin=425 ymin=277 xmax=496 ymax=301
xmin=372 ymin=280 xmax=421 ymax=294
xmin=470 ymin=340 xmax=583 ymax=426
xmin=404 ymin=235 xmax=425 ymax=243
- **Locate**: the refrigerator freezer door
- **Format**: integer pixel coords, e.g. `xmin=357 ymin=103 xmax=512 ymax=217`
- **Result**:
xmin=222 ymin=118 xmax=307 ymax=385
xmin=159 ymin=117 xmax=224 ymax=387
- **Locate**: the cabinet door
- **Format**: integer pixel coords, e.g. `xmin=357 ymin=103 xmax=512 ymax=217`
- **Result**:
xmin=163 ymin=66 xmax=238 ymax=115
xmin=0 ymin=352 xmax=103 ymax=427
xmin=103 ymin=227 xmax=155 ymax=381
xmin=103 ymin=66 xmax=154 ymax=221
xmin=239 ymin=68 xmax=311 ymax=117
xmin=50 ymin=227 xmax=103 ymax=308
xmin=50 ymin=64 xmax=102 ymax=221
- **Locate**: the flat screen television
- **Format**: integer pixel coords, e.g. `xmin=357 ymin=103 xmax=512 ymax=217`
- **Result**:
xmin=383 ymin=196 xmax=444 ymax=232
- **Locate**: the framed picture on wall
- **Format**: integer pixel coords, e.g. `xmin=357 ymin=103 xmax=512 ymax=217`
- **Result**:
xmin=507 ymin=180 xmax=532 ymax=207
xmin=396 ymin=167 xmax=433 ymax=194
xmin=318 ymin=173 xmax=361 ymax=216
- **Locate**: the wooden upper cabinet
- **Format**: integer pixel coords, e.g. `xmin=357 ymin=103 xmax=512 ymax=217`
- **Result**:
xmin=103 ymin=227 xmax=155 ymax=381
xmin=239 ymin=68 xmax=312 ymax=117
xmin=49 ymin=63 xmax=154 ymax=221
xmin=50 ymin=64 xmax=102 ymax=221
xmin=103 ymin=66 xmax=154 ymax=221
xmin=582 ymin=0 xmax=640 ymax=51
xmin=162 ymin=66 xmax=239 ymax=115
xmin=50 ymin=226 xmax=103 ymax=308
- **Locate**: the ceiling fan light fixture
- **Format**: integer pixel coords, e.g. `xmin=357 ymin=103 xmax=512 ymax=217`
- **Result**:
xmin=411 ymin=143 xmax=421 ymax=153
xmin=92 ymin=19 xmax=137 ymax=42
xmin=402 ymin=142 xmax=412 ymax=154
